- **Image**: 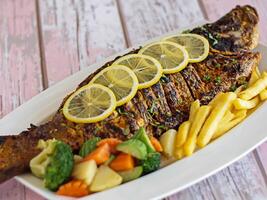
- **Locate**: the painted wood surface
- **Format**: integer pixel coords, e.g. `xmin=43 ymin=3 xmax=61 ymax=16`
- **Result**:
xmin=0 ymin=0 xmax=44 ymax=199
xmin=1 ymin=0 xmax=267 ymax=199
xmin=38 ymin=0 xmax=126 ymax=87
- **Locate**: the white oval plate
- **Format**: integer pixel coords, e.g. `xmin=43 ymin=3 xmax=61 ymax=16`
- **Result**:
xmin=1 ymin=21 xmax=267 ymax=200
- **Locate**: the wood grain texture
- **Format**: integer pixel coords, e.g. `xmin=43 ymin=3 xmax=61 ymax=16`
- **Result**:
xmin=0 ymin=0 xmax=43 ymax=199
xmin=118 ymin=0 xmax=205 ymax=47
xmin=0 ymin=0 xmax=43 ymax=117
xmin=117 ymin=0 xmax=267 ymax=199
xmin=39 ymin=0 xmax=126 ymax=86
xmin=74 ymin=0 xmax=126 ymax=68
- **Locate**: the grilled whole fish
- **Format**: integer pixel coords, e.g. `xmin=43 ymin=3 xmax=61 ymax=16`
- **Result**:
xmin=0 ymin=5 xmax=261 ymax=183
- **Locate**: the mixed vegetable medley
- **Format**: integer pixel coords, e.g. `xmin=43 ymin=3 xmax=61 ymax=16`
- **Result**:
xmin=30 ymin=128 xmax=163 ymax=197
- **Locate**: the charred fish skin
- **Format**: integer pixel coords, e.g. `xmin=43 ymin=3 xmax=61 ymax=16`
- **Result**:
xmin=0 ymin=5 xmax=261 ymax=184
xmin=181 ymin=50 xmax=261 ymax=104
xmin=190 ymin=5 xmax=259 ymax=52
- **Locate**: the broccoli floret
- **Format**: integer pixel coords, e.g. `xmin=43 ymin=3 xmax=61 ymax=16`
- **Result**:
xmin=30 ymin=139 xmax=74 ymax=191
xmin=141 ymin=152 xmax=161 ymax=175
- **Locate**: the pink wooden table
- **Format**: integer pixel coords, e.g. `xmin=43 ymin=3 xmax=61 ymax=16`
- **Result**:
xmin=1 ymin=0 xmax=267 ymax=199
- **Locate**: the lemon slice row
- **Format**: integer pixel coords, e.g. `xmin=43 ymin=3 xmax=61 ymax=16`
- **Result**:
xmin=63 ymin=33 xmax=210 ymax=123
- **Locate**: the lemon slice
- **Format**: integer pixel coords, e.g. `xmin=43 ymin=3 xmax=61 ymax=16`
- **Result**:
xmin=112 ymin=54 xmax=163 ymax=89
xmin=89 ymin=65 xmax=138 ymax=106
xmin=63 ymin=84 xmax=116 ymax=123
xmin=139 ymin=41 xmax=189 ymax=74
xmin=164 ymin=33 xmax=209 ymax=63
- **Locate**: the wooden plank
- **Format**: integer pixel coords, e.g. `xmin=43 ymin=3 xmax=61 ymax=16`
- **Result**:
xmin=206 ymin=169 xmax=242 ymax=200
xmin=0 ymin=0 xmax=43 ymax=199
xmin=200 ymin=0 xmax=267 ymax=45
xmin=39 ymin=0 xmax=126 ymax=86
xmin=0 ymin=0 xmax=43 ymax=116
xmin=119 ymin=0 xmax=267 ymax=199
xmin=227 ymin=154 xmax=267 ymax=199
xmin=38 ymin=0 xmax=80 ymax=86
xmin=118 ymin=0 xmax=205 ymax=47
xmin=0 ymin=180 xmax=25 ymax=200
xmin=73 ymin=0 xmax=127 ymax=68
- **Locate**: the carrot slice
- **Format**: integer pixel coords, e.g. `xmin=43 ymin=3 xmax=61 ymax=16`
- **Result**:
xmin=97 ymin=138 xmax=122 ymax=154
xmin=83 ymin=143 xmax=110 ymax=165
xmin=150 ymin=137 xmax=163 ymax=152
xmin=110 ymin=153 xmax=135 ymax=171
xmin=56 ymin=180 xmax=89 ymax=197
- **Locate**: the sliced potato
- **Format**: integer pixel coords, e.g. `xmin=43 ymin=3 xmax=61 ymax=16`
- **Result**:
xmin=197 ymin=92 xmax=237 ymax=147
xmin=260 ymin=89 xmax=267 ymax=101
xmin=74 ymin=155 xmax=83 ymax=163
xmin=90 ymin=165 xmax=122 ymax=192
xmin=184 ymin=105 xmax=211 ymax=156
xmin=175 ymin=121 xmax=191 ymax=148
xmin=233 ymin=96 xmax=260 ymax=110
xmin=72 ymin=160 xmax=97 ymax=185
xmin=213 ymin=110 xmax=247 ymax=139
xmin=189 ymin=100 xmax=200 ymax=122
xmin=239 ymin=73 xmax=267 ymax=100
xmin=159 ymin=129 xmax=177 ymax=157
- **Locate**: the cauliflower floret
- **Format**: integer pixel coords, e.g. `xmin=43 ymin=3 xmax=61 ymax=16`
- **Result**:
xmin=30 ymin=139 xmax=74 ymax=191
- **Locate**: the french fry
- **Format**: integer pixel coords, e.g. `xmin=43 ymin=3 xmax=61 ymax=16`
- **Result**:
xmin=197 ymin=92 xmax=237 ymax=147
xmin=222 ymin=110 xmax=235 ymax=123
xmin=184 ymin=106 xmax=211 ymax=156
xmin=173 ymin=147 xmax=184 ymax=160
xmin=234 ymin=85 xmax=244 ymax=94
xmin=213 ymin=110 xmax=247 ymax=139
xmin=209 ymin=92 xmax=223 ymax=106
xmin=233 ymin=96 xmax=260 ymax=110
xmin=212 ymin=110 xmax=235 ymax=140
xmin=260 ymin=89 xmax=267 ymax=101
xmin=183 ymin=137 xmax=197 ymax=157
xmin=175 ymin=121 xmax=191 ymax=148
xmin=248 ymin=67 xmax=261 ymax=86
xmin=188 ymin=106 xmax=212 ymax=138
xmin=239 ymin=73 xmax=267 ymax=100
xmin=255 ymin=66 xmax=261 ymax=76
xmin=189 ymin=100 xmax=200 ymax=122
xmin=235 ymin=109 xmax=248 ymax=117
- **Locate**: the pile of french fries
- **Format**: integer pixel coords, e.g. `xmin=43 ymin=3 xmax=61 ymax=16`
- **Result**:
xmin=174 ymin=67 xmax=267 ymax=159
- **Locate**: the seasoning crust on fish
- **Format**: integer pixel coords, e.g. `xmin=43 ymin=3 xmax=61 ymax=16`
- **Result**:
xmin=0 ymin=5 xmax=261 ymax=184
